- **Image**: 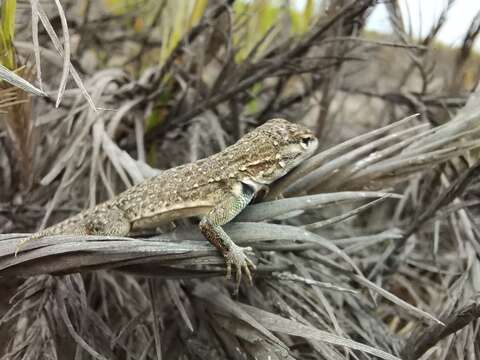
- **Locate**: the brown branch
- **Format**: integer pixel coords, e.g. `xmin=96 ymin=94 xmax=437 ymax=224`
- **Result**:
xmin=148 ymin=1 xmax=234 ymax=94
xmin=401 ymin=302 xmax=480 ymax=360
xmin=379 ymin=160 xmax=480 ymax=276
xmin=144 ymin=0 xmax=376 ymax=143
xmin=404 ymin=159 xmax=480 ymax=240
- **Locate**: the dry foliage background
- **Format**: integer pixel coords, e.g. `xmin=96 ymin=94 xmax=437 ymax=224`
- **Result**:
xmin=1 ymin=0 xmax=480 ymax=359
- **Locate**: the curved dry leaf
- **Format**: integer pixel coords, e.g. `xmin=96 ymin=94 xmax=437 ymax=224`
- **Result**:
xmin=0 ymin=64 xmax=47 ymax=97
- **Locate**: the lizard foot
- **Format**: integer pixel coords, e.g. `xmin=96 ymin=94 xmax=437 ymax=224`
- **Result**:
xmin=224 ymin=244 xmax=256 ymax=294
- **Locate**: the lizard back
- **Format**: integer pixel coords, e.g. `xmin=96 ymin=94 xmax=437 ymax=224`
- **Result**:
xmin=30 ymin=119 xmax=318 ymax=237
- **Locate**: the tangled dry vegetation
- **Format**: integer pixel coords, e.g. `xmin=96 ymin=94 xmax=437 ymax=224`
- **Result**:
xmin=1 ymin=0 xmax=480 ymax=359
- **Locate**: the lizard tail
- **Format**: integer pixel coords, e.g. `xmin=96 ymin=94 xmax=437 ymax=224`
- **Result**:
xmin=15 ymin=231 xmax=48 ymax=257
xmin=15 ymin=234 xmax=35 ymax=257
xmin=14 ymin=222 xmax=71 ymax=257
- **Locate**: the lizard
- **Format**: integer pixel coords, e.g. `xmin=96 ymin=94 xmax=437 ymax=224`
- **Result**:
xmin=15 ymin=118 xmax=318 ymax=288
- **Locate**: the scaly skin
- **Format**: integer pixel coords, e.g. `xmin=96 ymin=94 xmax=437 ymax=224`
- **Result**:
xmin=17 ymin=118 xmax=319 ymax=291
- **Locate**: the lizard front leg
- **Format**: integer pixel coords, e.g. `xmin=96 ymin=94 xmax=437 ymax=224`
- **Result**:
xmin=198 ymin=182 xmax=256 ymax=291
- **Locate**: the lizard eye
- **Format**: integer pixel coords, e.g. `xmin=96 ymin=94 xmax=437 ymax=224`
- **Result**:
xmin=300 ymin=136 xmax=314 ymax=149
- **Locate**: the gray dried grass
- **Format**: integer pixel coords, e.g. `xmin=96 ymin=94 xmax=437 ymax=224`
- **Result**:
xmin=1 ymin=1 xmax=480 ymax=359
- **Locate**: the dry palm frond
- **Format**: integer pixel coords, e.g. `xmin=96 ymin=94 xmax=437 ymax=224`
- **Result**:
xmin=2 ymin=1 xmax=480 ymax=359
xmin=2 ymin=102 xmax=480 ymax=358
xmin=0 ymin=67 xmax=35 ymax=193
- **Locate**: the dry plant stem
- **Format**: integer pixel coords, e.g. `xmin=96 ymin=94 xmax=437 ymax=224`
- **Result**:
xmin=1 ymin=68 xmax=35 ymax=192
xmin=385 ymin=160 xmax=480 ymax=272
xmin=401 ymin=302 xmax=480 ymax=360
xmin=452 ymin=10 xmax=480 ymax=90
xmin=146 ymin=1 xmax=233 ymax=98
xmin=144 ymin=0 xmax=375 ymax=143
xmin=405 ymin=159 xmax=480 ymax=239
xmin=148 ymin=279 xmax=162 ymax=360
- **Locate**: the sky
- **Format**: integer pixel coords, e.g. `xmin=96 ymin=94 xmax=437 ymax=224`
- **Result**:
xmin=290 ymin=0 xmax=480 ymax=50
xmin=367 ymin=0 xmax=480 ymax=49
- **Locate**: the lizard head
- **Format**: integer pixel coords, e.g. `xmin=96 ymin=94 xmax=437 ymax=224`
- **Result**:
xmin=238 ymin=118 xmax=318 ymax=187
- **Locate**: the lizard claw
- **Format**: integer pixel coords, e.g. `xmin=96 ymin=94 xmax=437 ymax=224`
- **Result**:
xmin=224 ymin=245 xmax=256 ymax=294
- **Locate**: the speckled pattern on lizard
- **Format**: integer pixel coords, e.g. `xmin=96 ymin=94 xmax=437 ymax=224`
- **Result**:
xmin=16 ymin=118 xmax=319 ymax=291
